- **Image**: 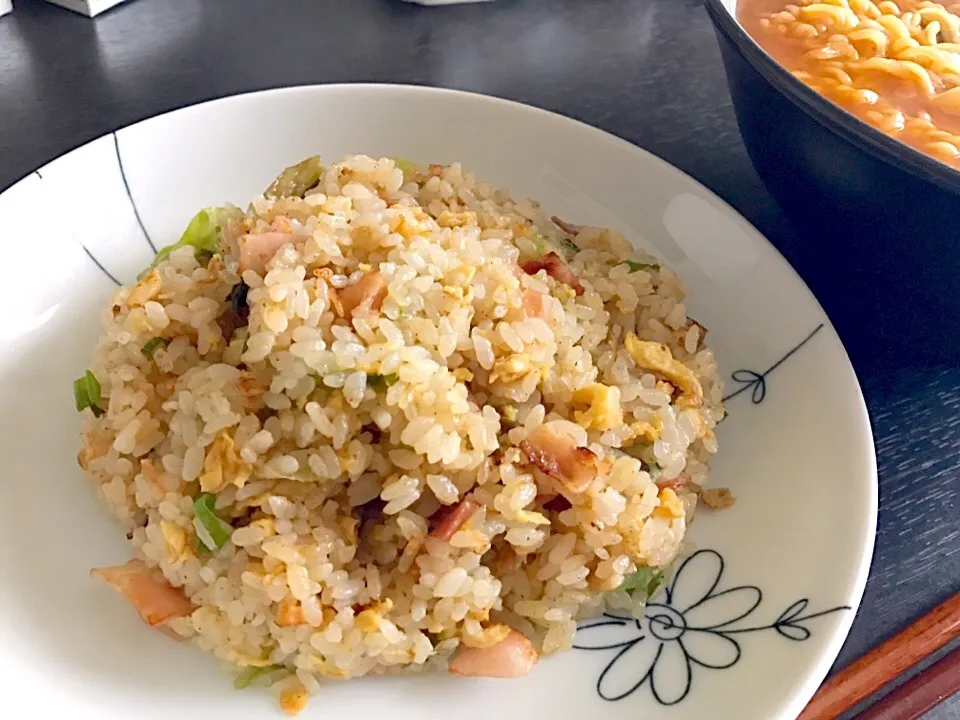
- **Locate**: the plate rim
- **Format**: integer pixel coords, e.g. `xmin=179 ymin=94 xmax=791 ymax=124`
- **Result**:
xmin=3 ymin=82 xmax=879 ymax=719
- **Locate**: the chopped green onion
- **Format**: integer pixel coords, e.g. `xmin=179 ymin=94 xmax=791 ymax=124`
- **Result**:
xmin=193 ymin=492 xmax=234 ymax=551
xmin=619 ymin=566 xmax=665 ymax=601
xmin=624 ymin=260 xmax=660 ymax=273
xmin=264 ymin=156 xmax=324 ymax=198
xmin=367 ymin=373 xmax=399 ymax=391
xmin=141 ymin=337 xmax=169 ymax=359
xmin=527 ymin=232 xmax=578 ymax=259
xmin=73 ymin=370 xmax=104 ymax=417
xmin=145 ymin=206 xmax=240 ymax=275
xmin=556 ymin=235 xmax=580 ymax=257
xmin=393 ymin=157 xmax=418 ymax=177
xmin=233 ymin=664 xmax=281 ymax=690
xmin=530 ymin=233 xmax=548 ymax=256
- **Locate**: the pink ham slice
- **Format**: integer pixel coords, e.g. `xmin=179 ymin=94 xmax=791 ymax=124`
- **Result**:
xmin=237 ymin=232 xmax=298 ymax=274
xmin=519 ymin=426 xmax=598 ymax=494
xmin=339 ymin=272 xmax=387 ymax=318
xmin=449 ymin=629 xmax=539 ymax=678
xmin=521 ymin=289 xmax=546 ymax=319
xmin=91 ymin=559 xmax=194 ymax=627
xmin=519 ymin=252 xmax=584 ymax=296
xmin=430 ymin=499 xmax=480 ymax=541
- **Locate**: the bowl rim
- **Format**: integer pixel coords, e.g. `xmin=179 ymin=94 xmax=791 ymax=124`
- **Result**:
xmin=702 ymin=0 xmax=960 ymax=195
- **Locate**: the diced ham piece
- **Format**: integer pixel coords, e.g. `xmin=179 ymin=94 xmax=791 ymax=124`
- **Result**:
xmin=519 ymin=426 xmax=598 ymax=494
xmin=430 ymin=499 xmax=480 ymax=541
xmin=91 ymin=559 xmax=194 ymax=627
xmin=339 ymin=272 xmax=387 ymax=319
xmin=656 ymin=475 xmax=690 ymax=491
xmin=521 ymin=289 xmax=546 ymax=318
xmin=519 ymin=252 xmax=584 ymax=296
xmin=449 ymin=629 xmax=539 ymax=678
xmin=540 ymin=494 xmax=573 ymax=513
xmin=238 ymin=232 xmax=297 ymax=274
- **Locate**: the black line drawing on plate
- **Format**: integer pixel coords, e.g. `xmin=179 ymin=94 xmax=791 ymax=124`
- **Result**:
xmin=80 ymin=246 xmax=122 ymax=287
xmin=32 ymin=171 xmax=122 ymax=286
xmin=574 ymin=549 xmax=849 ymax=704
xmin=722 ymin=323 xmax=824 ymax=404
xmin=114 ymin=132 xmax=157 ymax=253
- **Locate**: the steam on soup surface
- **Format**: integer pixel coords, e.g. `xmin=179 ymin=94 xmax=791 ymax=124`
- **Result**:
xmin=740 ymin=0 xmax=960 ymax=166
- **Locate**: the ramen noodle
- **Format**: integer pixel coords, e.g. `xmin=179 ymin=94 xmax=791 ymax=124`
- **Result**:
xmin=740 ymin=0 xmax=960 ymax=166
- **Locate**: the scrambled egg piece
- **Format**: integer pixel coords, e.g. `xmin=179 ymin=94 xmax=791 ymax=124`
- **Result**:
xmin=490 ymin=354 xmax=531 ymax=384
xmin=468 ymin=606 xmax=492 ymax=622
xmin=160 ymin=521 xmax=189 ymax=563
xmin=443 ymin=285 xmax=472 ymax=301
xmin=624 ymin=334 xmax=704 ymax=409
xmin=572 ymin=383 xmax=624 ymax=431
xmin=653 ymin=487 xmax=685 ymax=520
xmin=462 ymin=623 xmax=512 ymax=649
xmin=502 ymin=405 xmax=518 ymax=423
xmin=279 ymin=684 xmax=309 ymax=716
xmin=392 ymin=206 xmax=431 ymax=239
xmin=126 ymin=269 xmax=162 ymax=307
xmin=355 ymin=599 xmax=394 ymax=633
xmin=199 ymin=431 xmax=253 ymax=493
xmin=237 ymin=651 xmax=274 ymax=668
xmin=447 ymin=264 xmax=477 ymax=287
xmin=276 ymin=598 xmax=304 ymax=628
xmin=452 ymin=367 xmax=474 ymax=382
xmin=436 ymin=210 xmax=478 ymax=228
xmin=626 ymin=420 xmax=660 ymax=444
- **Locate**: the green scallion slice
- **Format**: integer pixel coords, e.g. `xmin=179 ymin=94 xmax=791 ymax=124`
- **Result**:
xmin=233 ymin=664 xmax=280 ymax=690
xmin=192 ymin=492 xmax=234 ymax=551
xmin=73 ymin=370 xmax=104 ymax=417
xmin=367 ymin=373 xmax=399 ymax=391
xmin=624 ymin=260 xmax=660 ymax=273
xmin=141 ymin=337 xmax=169 ymax=359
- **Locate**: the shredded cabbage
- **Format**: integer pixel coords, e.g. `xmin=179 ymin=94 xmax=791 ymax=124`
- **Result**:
xmin=618 ymin=566 xmax=665 ymax=601
xmin=144 ymin=206 xmax=240 ymax=275
xmin=264 ymin=156 xmax=324 ymax=198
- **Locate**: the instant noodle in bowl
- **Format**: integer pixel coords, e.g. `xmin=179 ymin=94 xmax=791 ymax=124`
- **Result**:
xmin=74 ymin=154 xmax=729 ymax=714
xmin=740 ymin=0 xmax=960 ymax=166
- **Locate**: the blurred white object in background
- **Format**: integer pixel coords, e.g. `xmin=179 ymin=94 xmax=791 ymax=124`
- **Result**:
xmin=42 ymin=0 xmax=131 ymax=17
xmin=0 ymin=0 xmax=12 ymax=18
xmin=400 ymin=0 xmax=494 ymax=4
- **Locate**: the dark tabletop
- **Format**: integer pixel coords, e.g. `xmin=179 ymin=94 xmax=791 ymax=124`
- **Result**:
xmin=1 ymin=0 xmax=958 ymax=716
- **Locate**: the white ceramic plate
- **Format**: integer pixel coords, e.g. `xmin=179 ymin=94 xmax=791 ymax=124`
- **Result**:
xmin=0 ymin=85 xmax=876 ymax=720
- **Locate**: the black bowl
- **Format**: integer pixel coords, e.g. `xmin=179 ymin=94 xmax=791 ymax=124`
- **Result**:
xmin=704 ymin=0 xmax=960 ymax=355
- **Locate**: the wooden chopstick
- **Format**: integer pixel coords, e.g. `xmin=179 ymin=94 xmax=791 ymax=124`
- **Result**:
xmin=797 ymin=591 xmax=960 ymax=720
xmin=858 ymin=644 xmax=960 ymax=720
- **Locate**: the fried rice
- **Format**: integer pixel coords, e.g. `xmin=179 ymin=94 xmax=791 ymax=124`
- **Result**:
xmin=75 ymin=154 xmax=726 ymax=714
